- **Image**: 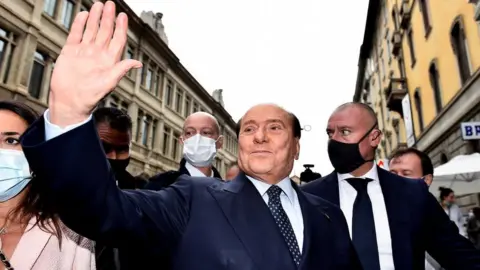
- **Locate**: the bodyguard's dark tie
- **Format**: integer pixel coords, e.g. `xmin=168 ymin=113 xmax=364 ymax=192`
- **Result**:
xmin=346 ymin=178 xmax=381 ymax=270
xmin=267 ymin=185 xmax=301 ymax=267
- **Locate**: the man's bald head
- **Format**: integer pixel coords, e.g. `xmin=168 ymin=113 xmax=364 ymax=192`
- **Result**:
xmin=334 ymin=102 xmax=378 ymax=128
xmin=183 ymin=112 xmax=220 ymax=136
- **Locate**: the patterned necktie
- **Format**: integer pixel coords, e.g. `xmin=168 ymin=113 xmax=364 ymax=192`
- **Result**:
xmin=266 ymin=185 xmax=301 ymax=267
xmin=346 ymin=178 xmax=381 ymax=270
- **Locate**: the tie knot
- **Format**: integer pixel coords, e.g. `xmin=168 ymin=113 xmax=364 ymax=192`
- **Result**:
xmin=346 ymin=178 xmax=372 ymax=192
xmin=266 ymin=185 xmax=283 ymax=200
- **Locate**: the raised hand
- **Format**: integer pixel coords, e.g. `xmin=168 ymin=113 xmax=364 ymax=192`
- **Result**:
xmin=49 ymin=1 xmax=142 ymax=127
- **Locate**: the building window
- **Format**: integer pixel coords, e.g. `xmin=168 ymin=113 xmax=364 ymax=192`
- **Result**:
xmin=44 ymin=0 xmax=57 ymax=16
xmin=440 ymin=153 xmax=448 ymax=164
xmin=419 ymin=0 xmax=432 ymax=36
xmin=414 ymin=89 xmax=424 ymax=132
xmin=193 ymin=102 xmax=199 ymax=112
xmin=172 ymin=132 xmax=180 ymax=160
xmin=152 ymin=120 xmax=157 ymax=149
xmin=407 ymin=28 xmax=416 ymax=66
xmin=136 ymin=111 xmax=143 ymax=142
xmin=391 ymin=8 xmax=399 ymax=30
xmin=165 ymin=80 xmax=173 ymax=107
xmin=428 ymin=62 xmax=442 ymax=113
xmin=28 ymin=51 xmax=47 ymax=99
xmin=175 ymin=89 xmax=183 ymax=113
xmin=124 ymin=45 xmax=135 ymax=77
xmin=145 ymin=68 xmax=153 ymax=90
xmin=154 ymin=70 xmax=162 ymax=97
xmin=450 ymin=20 xmax=471 ymax=85
xmin=184 ymin=95 xmax=191 ymax=117
xmin=0 ymin=28 xmax=16 ymax=85
xmin=163 ymin=126 xmax=171 ymax=155
xmin=385 ymin=29 xmax=392 ymax=63
xmin=61 ymin=0 xmax=75 ymax=29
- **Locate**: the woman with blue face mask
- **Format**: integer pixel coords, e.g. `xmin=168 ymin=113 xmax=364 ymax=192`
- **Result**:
xmin=439 ymin=186 xmax=467 ymax=238
xmin=0 ymin=101 xmax=96 ymax=269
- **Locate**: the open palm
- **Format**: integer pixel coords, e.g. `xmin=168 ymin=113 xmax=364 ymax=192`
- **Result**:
xmin=49 ymin=1 xmax=141 ymax=126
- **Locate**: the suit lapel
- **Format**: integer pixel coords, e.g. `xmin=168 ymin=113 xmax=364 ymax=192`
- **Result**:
xmin=294 ymin=184 xmax=333 ymax=270
xmin=316 ymin=172 xmax=340 ymax=206
xmin=10 ymin=218 xmax=52 ymax=269
xmin=378 ymin=167 xmax=411 ymax=269
xmin=209 ymin=173 xmax=295 ymax=269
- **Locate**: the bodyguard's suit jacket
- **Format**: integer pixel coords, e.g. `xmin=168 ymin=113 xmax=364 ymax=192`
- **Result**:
xmin=21 ymin=117 xmax=361 ymax=270
xmin=301 ymin=167 xmax=480 ymax=270
xmin=144 ymin=158 xmax=223 ymax=191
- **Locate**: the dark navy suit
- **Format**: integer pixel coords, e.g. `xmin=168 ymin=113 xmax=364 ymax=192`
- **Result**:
xmin=302 ymin=167 xmax=480 ymax=270
xmin=21 ymin=117 xmax=361 ymax=270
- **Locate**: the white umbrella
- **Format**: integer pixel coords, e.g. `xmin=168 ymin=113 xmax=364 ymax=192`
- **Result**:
xmin=430 ymin=153 xmax=480 ymax=197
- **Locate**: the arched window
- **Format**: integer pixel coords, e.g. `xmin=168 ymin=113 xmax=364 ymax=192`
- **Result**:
xmin=440 ymin=153 xmax=448 ymax=164
xmin=428 ymin=61 xmax=442 ymax=114
xmin=414 ymin=89 xmax=424 ymax=132
xmin=450 ymin=18 xmax=471 ymax=84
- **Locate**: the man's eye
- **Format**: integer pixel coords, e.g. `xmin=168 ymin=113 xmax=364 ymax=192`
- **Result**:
xmin=341 ymin=130 xmax=351 ymax=136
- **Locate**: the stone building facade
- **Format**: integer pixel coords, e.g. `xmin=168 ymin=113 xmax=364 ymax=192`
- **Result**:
xmin=0 ymin=0 xmax=238 ymax=177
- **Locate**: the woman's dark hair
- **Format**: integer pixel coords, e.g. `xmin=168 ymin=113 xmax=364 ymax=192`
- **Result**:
xmin=0 ymin=101 xmax=63 ymax=242
xmin=439 ymin=186 xmax=454 ymax=201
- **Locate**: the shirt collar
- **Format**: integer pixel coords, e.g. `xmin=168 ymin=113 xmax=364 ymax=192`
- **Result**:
xmin=246 ymin=175 xmax=295 ymax=204
xmin=185 ymin=162 xmax=214 ymax=177
xmin=337 ymin=163 xmax=379 ymax=182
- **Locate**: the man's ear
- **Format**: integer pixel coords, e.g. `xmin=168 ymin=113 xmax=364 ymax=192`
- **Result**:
xmin=216 ymin=135 xmax=223 ymax=149
xmin=294 ymin=138 xmax=300 ymax=160
xmin=424 ymin=174 xmax=433 ymax=187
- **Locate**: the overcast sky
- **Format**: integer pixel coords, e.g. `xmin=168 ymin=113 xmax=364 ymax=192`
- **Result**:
xmin=124 ymin=0 xmax=369 ymax=176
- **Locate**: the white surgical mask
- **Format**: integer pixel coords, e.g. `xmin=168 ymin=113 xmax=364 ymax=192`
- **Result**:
xmin=0 ymin=149 xmax=32 ymax=202
xmin=183 ymin=134 xmax=218 ymax=167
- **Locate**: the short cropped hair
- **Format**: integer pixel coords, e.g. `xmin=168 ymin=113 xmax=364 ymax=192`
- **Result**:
xmin=390 ymin=147 xmax=434 ymax=176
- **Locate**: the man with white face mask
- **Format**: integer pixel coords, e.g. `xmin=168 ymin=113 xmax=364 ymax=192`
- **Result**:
xmin=144 ymin=112 xmax=223 ymax=191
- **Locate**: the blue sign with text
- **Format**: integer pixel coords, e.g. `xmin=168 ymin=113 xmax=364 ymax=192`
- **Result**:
xmin=461 ymin=122 xmax=480 ymax=140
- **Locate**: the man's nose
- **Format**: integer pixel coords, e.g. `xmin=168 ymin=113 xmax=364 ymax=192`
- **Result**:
xmin=106 ymin=151 xmax=117 ymax=159
xmin=253 ymin=128 xmax=267 ymax=143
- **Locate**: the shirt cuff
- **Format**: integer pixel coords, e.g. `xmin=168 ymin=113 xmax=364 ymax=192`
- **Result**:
xmin=44 ymin=109 xmax=92 ymax=141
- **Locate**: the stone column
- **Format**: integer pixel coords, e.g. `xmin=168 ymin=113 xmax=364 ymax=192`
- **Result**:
xmin=168 ymin=128 xmax=174 ymax=157
xmin=133 ymin=51 xmax=144 ymax=94
xmin=39 ymin=59 xmax=54 ymax=103
xmin=128 ymin=103 xmax=139 ymax=140
xmin=148 ymin=118 xmax=154 ymax=149
xmin=154 ymin=119 xmax=164 ymax=151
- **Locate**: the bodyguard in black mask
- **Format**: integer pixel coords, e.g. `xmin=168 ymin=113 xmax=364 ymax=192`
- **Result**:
xmin=93 ymin=107 xmax=137 ymax=270
xmin=302 ymin=102 xmax=480 ymax=270
xmin=93 ymin=107 xmax=136 ymax=190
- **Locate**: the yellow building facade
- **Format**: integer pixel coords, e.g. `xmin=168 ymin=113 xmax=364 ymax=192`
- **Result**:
xmin=0 ymin=0 xmax=238 ymax=178
xmin=354 ymin=0 xmax=480 ymax=167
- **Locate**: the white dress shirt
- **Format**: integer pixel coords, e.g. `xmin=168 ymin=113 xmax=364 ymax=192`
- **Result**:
xmin=42 ymin=111 xmax=305 ymax=251
xmin=337 ymin=164 xmax=395 ymax=269
xmin=247 ymin=176 xmax=304 ymax=253
xmin=185 ymin=162 xmax=214 ymax=177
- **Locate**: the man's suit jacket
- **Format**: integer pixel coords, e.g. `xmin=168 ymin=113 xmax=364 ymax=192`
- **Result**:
xmin=21 ymin=117 xmax=361 ymax=270
xmin=301 ymin=167 xmax=480 ymax=270
xmin=144 ymin=158 xmax=222 ymax=191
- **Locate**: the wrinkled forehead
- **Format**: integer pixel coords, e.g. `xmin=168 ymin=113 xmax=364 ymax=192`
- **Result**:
xmin=328 ymin=107 xmax=369 ymax=128
xmin=242 ymin=105 xmax=291 ymax=127
xmin=184 ymin=115 xmax=217 ymax=132
xmin=390 ymin=153 xmax=421 ymax=168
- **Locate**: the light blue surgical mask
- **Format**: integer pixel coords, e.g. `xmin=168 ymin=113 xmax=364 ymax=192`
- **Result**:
xmin=0 ymin=149 xmax=32 ymax=202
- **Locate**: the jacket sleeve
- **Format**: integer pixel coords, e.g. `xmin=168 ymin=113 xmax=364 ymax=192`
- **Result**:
xmin=21 ymin=115 xmax=192 ymax=247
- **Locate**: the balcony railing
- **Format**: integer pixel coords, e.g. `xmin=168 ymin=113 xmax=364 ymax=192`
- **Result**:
xmin=384 ymin=77 xmax=407 ymax=117
xmin=391 ymin=30 xmax=402 ymax=56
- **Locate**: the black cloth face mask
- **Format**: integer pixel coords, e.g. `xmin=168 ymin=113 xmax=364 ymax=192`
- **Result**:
xmin=327 ymin=124 xmax=377 ymax=174
xmin=108 ymin=158 xmax=130 ymax=173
